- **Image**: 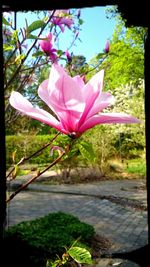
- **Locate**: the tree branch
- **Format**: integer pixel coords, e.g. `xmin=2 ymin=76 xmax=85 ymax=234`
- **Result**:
xmin=6 ymin=149 xmax=65 ymax=203
xmin=6 ymin=131 xmax=60 ymax=180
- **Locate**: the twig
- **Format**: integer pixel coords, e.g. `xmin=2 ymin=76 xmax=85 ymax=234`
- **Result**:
xmin=6 ymin=150 xmax=65 ymax=203
xmin=6 ymin=132 xmax=60 ymax=180
xmin=19 ymin=60 xmax=50 ymax=72
xmin=84 ymin=54 xmax=108 ymax=76
xmin=4 ymin=10 xmax=56 ymax=90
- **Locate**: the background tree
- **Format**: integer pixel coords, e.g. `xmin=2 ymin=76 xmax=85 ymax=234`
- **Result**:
xmin=87 ymin=14 xmax=146 ymax=91
xmin=65 ymin=54 xmax=89 ymax=77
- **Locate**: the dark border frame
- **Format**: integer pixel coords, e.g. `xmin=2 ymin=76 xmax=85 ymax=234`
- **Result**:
xmin=1 ymin=1 xmax=150 ymax=265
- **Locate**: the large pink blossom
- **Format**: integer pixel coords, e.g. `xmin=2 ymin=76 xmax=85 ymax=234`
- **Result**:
xmin=9 ymin=64 xmax=140 ymax=138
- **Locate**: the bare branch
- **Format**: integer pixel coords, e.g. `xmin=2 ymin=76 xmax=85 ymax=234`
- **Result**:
xmin=6 ymin=149 xmax=65 ymax=203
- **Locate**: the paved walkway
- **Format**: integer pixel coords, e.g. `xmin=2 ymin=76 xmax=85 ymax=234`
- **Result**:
xmin=6 ymin=176 xmax=148 ymax=257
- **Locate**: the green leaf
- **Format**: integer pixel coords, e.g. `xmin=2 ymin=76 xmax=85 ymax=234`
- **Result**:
xmin=96 ymin=52 xmax=105 ymax=59
xmin=78 ymin=19 xmax=84 ymax=25
xmin=3 ymin=44 xmax=14 ymax=51
xmin=46 ymin=259 xmax=61 ymax=267
xmin=78 ymin=141 xmax=96 ymax=161
xmin=57 ymin=50 xmax=64 ymax=56
xmin=26 ymin=34 xmax=38 ymax=39
xmin=32 ymin=51 xmax=45 ymax=57
xmin=12 ymin=165 xmax=20 ymax=179
xmin=27 ymin=20 xmax=46 ymax=33
xmin=12 ymin=30 xmax=19 ymax=42
xmin=3 ymin=17 xmax=10 ymax=26
xmin=67 ymin=246 xmax=93 ymax=264
xmin=14 ymin=54 xmax=25 ymax=64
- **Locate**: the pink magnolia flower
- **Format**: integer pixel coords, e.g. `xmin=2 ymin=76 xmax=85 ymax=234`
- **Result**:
xmin=51 ymin=10 xmax=74 ymax=32
xmin=52 ymin=17 xmax=73 ymax=32
xmin=9 ymin=64 xmax=139 ymax=138
xmin=53 ymin=10 xmax=69 ymax=16
xmin=39 ymin=33 xmax=57 ymax=62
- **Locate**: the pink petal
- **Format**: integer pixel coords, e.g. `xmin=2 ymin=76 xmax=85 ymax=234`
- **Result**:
xmin=78 ymin=113 xmax=140 ymax=133
xmin=78 ymin=69 xmax=104 ymax=128
xmin=73 ymin=75 xmax=85 ymax=88
xmin=38 ymin=79 xmax=67 ymax=128
xmin=83 ymin=69 xmax=104 ymax=102
xmin=9 ymin=91 xmax=67 ymax=134
xmin=59 ymin=24 xmax=65 ymax=32
xmin=87 ymin=92 xmax=115 ymax=118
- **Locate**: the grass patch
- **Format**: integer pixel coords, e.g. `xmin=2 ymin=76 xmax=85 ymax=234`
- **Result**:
xmin=17 ymin=169 xmax=31 ymax=176
xmin=108 ymin=157 xmax=146 ymax=179
xmin=4 ymin=212 xmax=95 ymax=267
xmin=125 ymin=158 xmax=146 ymax=176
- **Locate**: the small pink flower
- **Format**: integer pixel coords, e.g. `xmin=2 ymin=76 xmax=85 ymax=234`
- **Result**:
xmin=52 ymin=17 xmax=73 ymax=32
xmin=52 ymin=11 xmax=73 ymax=32
xmin=9 ymin=64 xmax=140 ymax=138
xmin=39 ymin=33 xmax=57 ymax=62
xmin=51 ymin=10 xmax=73 ymax=32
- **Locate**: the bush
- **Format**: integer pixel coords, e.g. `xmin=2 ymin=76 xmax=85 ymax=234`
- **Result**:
xmin=4 ymin=212 xmax=95 ymax=267
xmin=6 ymin=135 xmax=55 ymax=168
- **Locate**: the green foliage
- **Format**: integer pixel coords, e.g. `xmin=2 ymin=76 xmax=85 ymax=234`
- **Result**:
xmin=83 ymin=125 xmax=116 ymax=174
xmin=6 ymin=135 xmax=55 ymax=167
xmin=67 ymin=246 xmax=93 ymax=264
xmin=75 ymin=140 xmax=96 ymax=162
xmin=82 ymin=76 xmax=145 ymax=170
xmin=3 ymin=16 xmax=10 ymax=26
xmin=109 ymin=80 xmax=145 ymax=158
xmin=46 ymin=240 xmax=93 ymax=267
xmin=125 ymin=158 xmax=146 ymax=176
xmin=4 ymin=212 xmax=95 ymax=267
xmin=26 ymin=20 xmax=46 ymax=34
xmin=65 ymin=55 xmax=89 ymax=77
xmin=6 ymin=134 xmax=96 ymax=176
xmin=87 ymin=16 xmax=146 ymax=91
xmin=3 ymin=43 xmax=14 ymax=51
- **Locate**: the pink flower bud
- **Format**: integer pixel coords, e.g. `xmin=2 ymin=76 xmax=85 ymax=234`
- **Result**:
xmin=77 ymin=9 xmax=81 ymax=18
xmin=65 ymin=50 xmax=72 ymax=63
xmin=104 ymin=40 xmax=110 ymax=53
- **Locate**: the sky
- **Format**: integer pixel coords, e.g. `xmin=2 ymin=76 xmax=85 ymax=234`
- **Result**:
xmin=65 ymin=6 xmax=117 ymax=62
xmin=16 ymin=6 xmax=117 ymax=63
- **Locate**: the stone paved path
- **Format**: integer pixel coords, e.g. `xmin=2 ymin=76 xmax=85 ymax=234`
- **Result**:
xmin=6 ymin=177 xmax=148 ymax=255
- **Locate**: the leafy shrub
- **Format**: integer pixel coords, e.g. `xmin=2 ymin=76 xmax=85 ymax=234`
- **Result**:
xmin=6 ymin=135 xmax=55 ymax=167
xmin=4 ymin=212 xmax=95 ymax=267
xmin=6 ymin=135 xmax=96 ymax=175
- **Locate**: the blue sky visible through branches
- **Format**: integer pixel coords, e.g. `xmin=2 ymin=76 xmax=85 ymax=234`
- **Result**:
xmin=16 ymin=6 xmax=116 ymax=63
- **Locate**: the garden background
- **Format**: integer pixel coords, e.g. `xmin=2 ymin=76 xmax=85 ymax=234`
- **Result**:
xmin=4 ymin=7 xmax=146 ymax=181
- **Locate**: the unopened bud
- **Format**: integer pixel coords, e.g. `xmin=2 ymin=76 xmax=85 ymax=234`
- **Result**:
xmin=104 ymin=40 xmax=110 ymax=53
